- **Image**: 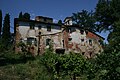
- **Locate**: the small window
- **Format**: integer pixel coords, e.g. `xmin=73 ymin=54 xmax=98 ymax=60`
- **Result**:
xmin=38 ymin=25 xmax=41 ymax=30
xmin=81 ymin=39 xmax=84 ymax=42
xmin=90 ymin=52 xmax=92 ymax=57
xmin=62 ymin=40 xmax=64 ymax=48
xmin=30 ymin=23 xmax=35 ymax=29
xmin=82 ymin=52 xmax=85 ymax=55
xmin=46 ymin=38 xmax=51 ymax=46
xmin=30 ymin=25 xmax=34 ymax=29
xmin=89 ymin=39 xmax=92 ymax=46
xmin=27 ymin=37 xmax=37 ymax=46
xmin=68 ymin=38 xmax=72 ymax=41
xmin=47 ymin=26 xmax=51 ymax=31
xmin=80 ymin=30 xmax=84 ymax=34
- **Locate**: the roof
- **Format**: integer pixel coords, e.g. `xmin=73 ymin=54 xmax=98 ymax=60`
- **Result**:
xmin=14 ymin=18 xmax=61 ymax=26
xmin=35 ymin=16 xmax=53 ymax=20
xmin=64 ymin=16 xmax=72 ymax=22
xmin=64 ymin=25 xmax=105 ymax=40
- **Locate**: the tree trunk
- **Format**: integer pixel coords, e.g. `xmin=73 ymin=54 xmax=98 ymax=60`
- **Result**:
xmin=73 ymin=74 xmax=76 ymax=80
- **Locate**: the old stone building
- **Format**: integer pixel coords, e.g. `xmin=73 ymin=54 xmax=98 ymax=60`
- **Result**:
xmin=14 ymin=16 xmax=104 ymax=58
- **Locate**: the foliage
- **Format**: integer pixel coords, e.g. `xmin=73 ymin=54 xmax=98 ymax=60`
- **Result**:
xmin=0 ymin=10 xmax=2 ymax=37
xmin=72 ymin=10 xmax=96 ymax=32
xmin=18 ymin=11 xmax=23 ymax=19
xmin=59 ymin=53 xmax=87 ymax=80
xmin=107 ymin=20 xmax=120 ymax=52
xmin=58 ymin=20 xmax=62 ymax=25
xmin=23 ymin=13 xmax=30 ymax=20
xmin=93 ymin=51 xmax=120 ymax=80
xmin=95 ymin=0 xmax=113 ymax=32
xmin=95 ymin=0 xmax=120 ymax=52
xmin=95 ymin=0 xmax=120 ymax=32
xmin=18 ymin=12 xmax=30 ymax=20
xmin=1 ymin=13 xmax=11 ymax=45
xmin=0 ymin=54 xmax=52 ymax=80
xmin=40 ymin=49 xmax=89 ymax=80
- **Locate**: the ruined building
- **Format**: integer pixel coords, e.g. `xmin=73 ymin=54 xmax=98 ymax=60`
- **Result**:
xmin=14 ymin=16 xmax=104 ymax=58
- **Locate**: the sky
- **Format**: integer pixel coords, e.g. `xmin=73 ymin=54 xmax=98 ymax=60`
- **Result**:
xmin=0 ymin=0 xmax=109 ymax=42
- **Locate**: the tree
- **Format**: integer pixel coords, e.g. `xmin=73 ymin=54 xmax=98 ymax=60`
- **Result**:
xmin=72 ymin=10 xmax=96 ymax=32
xmin=23 ymin=13 xmax=30 ymax=20
xmin=93 ymin=51 xmax=120 ymax=80
xmin=41 ymin=49 xmax=89 ymax=80
xmin=95 ymin=0 xmax=120 ymax=51
xmin=18 ymin=12 xmax=30 ymax=20
xmin=0 ymin=10 xmax=2 ymax=37
xmin=18 ymin=12 xmax=23 ymax=19
xmin=2 ymin=13 xmax=11 ymax=45
xmin=107 ymin=20 xmax=120 ymax=52
xmin=95 ymin=0 xmax=120 ymax=32
xmin=58 ymin=20 xmax=62 ymax=25
xmin=60 ymin=53 xmax=87 ymax=80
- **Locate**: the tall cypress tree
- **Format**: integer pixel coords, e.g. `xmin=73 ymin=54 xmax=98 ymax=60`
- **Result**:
xmin=0 ymin=10 xmax=2 ymax=37
xmin=19 ymin=12 xmax=23 ymax=19
xmin=2 ymin=13 xmax=11 ymax=44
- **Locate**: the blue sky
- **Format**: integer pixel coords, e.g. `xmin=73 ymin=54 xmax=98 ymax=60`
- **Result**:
xmin=0 ymin=0 xmax=109 ymax=42
xmin=0 ymin=0 xmax=98 ymax=25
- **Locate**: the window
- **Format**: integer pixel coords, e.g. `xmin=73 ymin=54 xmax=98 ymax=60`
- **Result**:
xmin=81 ymin=39 xmax=84 ymax=42
xmin=30 ymin=23 xmax=35 ymax=29
xmin=46 ymin=38 xmax=51 ymax=46
xmin=82 ymin=52 xmax=85 ymax=55
xmin=80 ymin=30 xmax=84 ymax=34
xmin=30 ymin=25 xmax=34 ymax=29
xmin=90 ymin=52 xmax=92 ymax=57
xmin=47 ymin=26 xmax=51 ymax=31
xmin=38 ymin=25 xmax=41 ymax=30
xmin=68 ymin=38 xmax=72 ymax=41
xmin=62 ymin=40 xmax=64 ymax=48
xmin=27 ymin=37 xmax=37 ymax=46
xmin=89 ymin=39 xmax=92 ymax=46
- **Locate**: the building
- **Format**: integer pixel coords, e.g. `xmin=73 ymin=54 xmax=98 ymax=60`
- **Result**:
xmin=14 ymin=16 xmax=104 ymax=58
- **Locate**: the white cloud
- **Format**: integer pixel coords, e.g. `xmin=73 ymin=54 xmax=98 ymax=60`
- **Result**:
xmin=31 ymin=13 xmax=35 ymax=16
xmin=53 ymin=19 xmax=58 ymax=23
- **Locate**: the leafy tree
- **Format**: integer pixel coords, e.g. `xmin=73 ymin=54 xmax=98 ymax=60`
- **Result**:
xmin=93 ymin=51 xmax=120 ymax=80
xmin=95 ymin=0 xmax=120 ymax=32
xmin=60 ymin=53 xmax=87 ymax=80
xmin=72 ymin=10 xmax=96 ymax=32
xmin=18 ymin=12 xmax=30 ymax=20
xmin=2 ymin=13 xmax=11 ymax=45
xmin=95 ymin=0 xmax=120 ymax=51
xmin=0 ymin=10 xmax=2 ymax=37
xmin=95 ymin=0 xmax=113 ymax=32
xmin=18 ymin=11 xmax=23 ymax=19
xmin=107 ymin=20 xmax=120 ymax=52
xmin=23 ymin=13 xmax=30 ymax=20
xmin=41 ymin=49 xmax=89 ymax=80
xmin=58 ymin=20 xmax=62 ymax=25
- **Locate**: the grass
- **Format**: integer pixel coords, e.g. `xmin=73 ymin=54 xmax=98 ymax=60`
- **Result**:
xmin=0 ymin=51 xmax=54 ymax=80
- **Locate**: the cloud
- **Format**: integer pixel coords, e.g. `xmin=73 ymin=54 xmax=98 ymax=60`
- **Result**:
xmin=31 ymin=18 xmax=35 ymax=20
xmin=53 ymin=19 xmax=58 ymax=23
xmin=31 ymin=13 xmax=35 ymax=16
